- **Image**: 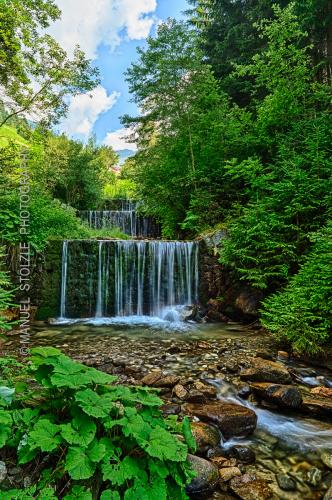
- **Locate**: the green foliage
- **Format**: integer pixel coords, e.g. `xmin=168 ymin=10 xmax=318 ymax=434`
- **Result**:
xmin=0 ymin=348 xmax=195 ymax=498
xmin=261 ymin=223 xmax=332 ymax=354
xmin=0 ymin=248 xmax=15 ymax=331
xmin=0 ymin=0 xmax=99 ymax=128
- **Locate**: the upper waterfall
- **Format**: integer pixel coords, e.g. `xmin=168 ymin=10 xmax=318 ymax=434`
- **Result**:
xmin=80 ymin=199 xmax=161 ymax=239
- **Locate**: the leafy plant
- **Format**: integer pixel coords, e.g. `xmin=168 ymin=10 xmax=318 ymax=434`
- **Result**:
xmin=0 ymin=348 xmax=196 ymax=499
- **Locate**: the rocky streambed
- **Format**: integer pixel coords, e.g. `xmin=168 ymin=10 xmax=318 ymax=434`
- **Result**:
xmin=4 ymin=322 xmax=332 ymax=499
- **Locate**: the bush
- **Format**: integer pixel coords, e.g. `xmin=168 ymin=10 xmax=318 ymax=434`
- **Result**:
xmin=0 ymin=348 xmax=196 ymax=499
xmin=261 ymin=223 xmax=332 ymax=354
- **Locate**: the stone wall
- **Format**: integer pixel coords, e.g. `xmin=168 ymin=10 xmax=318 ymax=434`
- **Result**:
xmin=198 ymin=233 xmax=264 ymax=323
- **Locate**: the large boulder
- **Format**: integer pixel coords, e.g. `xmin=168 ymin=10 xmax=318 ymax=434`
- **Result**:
xmin=186 ymin=454 xmax=219 ymax=498
xmin=249 ymin=383 xmax=302 ymax=408
xmin=240 ymin=358 xmax=292 ymax=384
xmin=185 ymin=402 xmax=257 ymax=439
xmin=302 ymin=394 xmax=332 ymax=416
xmin=191 ymin=422 xmax=221 ymax=453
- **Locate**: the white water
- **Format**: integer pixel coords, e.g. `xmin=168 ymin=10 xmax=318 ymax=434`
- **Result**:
xmin=59 ymin=241 xmax=68 ymax=318
xmin=211 ymin=380 xmax=332 ymax=451
xmin=80 ymin=200 xmax=160 ymax=238
xmin=58 ymin=240 xmax=199 ymax=320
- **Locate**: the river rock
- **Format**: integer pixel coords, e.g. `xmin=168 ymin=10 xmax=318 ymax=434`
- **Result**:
xmin=185 ymin=402 xmax=257 ymax=438
xmin=229 ymin=445 xmax=255 ymax=464
xmin=186 ymin=389 xmax=207 ymax=403
xmin=186 ymin=454 xmax=219 ymax=497
xmin=321 ymin=452 xmax=332 ymax=469
xmin=154 ymin=375 xmax=180 ymax=388
xmin=306 ymin=467 xmax=322 ymax=487
xmin=310 ymin=387 xmax=332 ymax=398
xmin=229 ymin=474 xmax=273 ymax=499
xmin=249 ymin=383 xmax=302 ymax=408
xmin=302 ymin=395 xmax=332 ymax=416
xmin=219 ymin=466 xmax=241 ymax=482
xmin=191 ymin=422 xmax=221 ymax=453
xmin=161 ymin=404 xmax=181 ymax=415
xmin=276 ymin=473 xmax=296 ymax=491
xmin=140 ymin=370 xmax=162 ymax=386
xmin=194 ymin=381 xmax=217 ymax=398
xmin=173 ymin=384 xmax=188 ymax=400
xmin=240 ymin=358 xmax=292 ymax=384
xmin=324 ymin=483 xmax=332 ymax=500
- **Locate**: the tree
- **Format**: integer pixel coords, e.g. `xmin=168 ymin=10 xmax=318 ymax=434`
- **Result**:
xmin=0 ymin=0 xmax=99 ymax=128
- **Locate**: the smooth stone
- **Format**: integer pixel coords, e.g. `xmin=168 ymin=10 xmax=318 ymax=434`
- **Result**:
xmin=311 ymin=387 xmax=332 ymax=398
xmin=186 ymin=454 xmax=219 ymax=497
xmin=229 ymin=474 xmax=273 ymax=500
xmin=194 ymin=381 xmax=217 ymax=398
xmin=185 ymin=402 xmax=257 ymax=439
xmin=276 ymin=473 xmax=297 ymax=491
xmin=306 ymin=467 xmax=322 ymax=487
xmin=191 ymin=422 xmax=221 ymax=453
xmin=324 ymin=484 xmax=332 ymax=500
xmin=249 ymin=383 xmax=302 ymax=408
xmin=160 ymin=404 xmax=181 ymax=415
xmin=321 ymin=452 xmax=332 ymax=469
xmin=229 ymin=445 xmax=256 ymax=464
xmin=219 ymin=466 xmax=241 ymax=482
xmin=186 ymin=390 xmax=206 ymax=403
xmin=240 ymin=357 xmax=292 ymax=384
xmin=140 ymin=370 xmax=162 ymax=386
xmin=173 ymin=384 xmax=188 ymax=400
xmin=301 ymin=395 xmax=332 ymax=415
xmin=154 ymin=375 xmax=180 ymax=388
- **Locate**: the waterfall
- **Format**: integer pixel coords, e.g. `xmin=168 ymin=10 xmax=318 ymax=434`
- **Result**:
xmin=58 ymin=239 xmax=199 ymax=319
xmin=59 ymin=240 xmax=68 ymax=318
xmin=80 ymin=200 xmax=161 ymax=238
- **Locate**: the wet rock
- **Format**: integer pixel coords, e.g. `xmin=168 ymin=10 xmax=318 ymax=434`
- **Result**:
xmin=225 ymin=362 xmax=239 ymax=373
xmin=306 ymin=467 xmax=322 ymax=487
xmin=229 ymin=445 xmax=256 ymax=464
xmin=276 ymin=474 xmax=296 ymax=491
xmin=173 ymin=384 xmax=188 ymax=400
xmin=324 ymin=483 xmax=332 ymax=500
xmin=240 ymin=358 xmax=292 ymax=384
xmin=186 ymin=454 xmax=219 ymax=497
xmin=154 ymin=375 xmax=180 ymax=388
xmin=140 ymin=370 xmax=162 ymax=386
xmin=238 ymin=385 xmax=251 ymax=399
xmin=191 ymin=422 xmax=221 ymax=453
xmin=249 ymin=383 xmax=302 ymax=408
xmin=219 ymin=467 xmax=241 ymax=482
xmin=186 ymin=390 xmax=206 ymax=403
xmin=211 ymin=457 xmax=236 ymax=468
xmin=185 ymin=402 xmax=257 ymax=439
xmin=0 ymin=462 xmax=7 ymax=483
xmin=229 ymin=474 xmax=273 ymax=499
xmin=160 ymin=404 xmax=181 ymax=415
xmin=277 ymin=351 xmax=289 ymax=361
xmin=311 ymin=387 xmax=332 ymax=398
xmin=194 ymin=381 xmax=217 ymax=399
xmin=321 ymin=452 xmax=332 ymax=469
xmin=302 ymin=395 xmax=332 ymax=416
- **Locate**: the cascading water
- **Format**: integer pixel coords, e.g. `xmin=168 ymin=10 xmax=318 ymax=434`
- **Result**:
xmin=80 ymin=200 xmax=161 ymax=238
xmin=58 ymin=239 xmax=199 ymax=320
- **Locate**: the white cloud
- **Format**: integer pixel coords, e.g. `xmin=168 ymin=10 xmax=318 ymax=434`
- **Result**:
xmin=49 ymin=0 xmax=158 ymax=59
xmin=103 ymin=127 xmax=137 ymax=151
xmin=59 ymin=85 xmax=120 ymax=137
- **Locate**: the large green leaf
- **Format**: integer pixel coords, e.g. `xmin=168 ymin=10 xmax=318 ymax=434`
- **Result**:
xmin=102 ymin=456 xmax=143 ymax=486
xmin=63 ymin=485 xmax=92 ymax=500
xmin=65 ymin=446 xmax=96 ymax=480
xmin=87 ymin=440 xmax=106 ymax=463
xmin=182 ymin=417 xmax=197 ymax=452
xmin=100 ymin=491 xmax=120 ymax=500
xmin=61 ymin=415 xmax=96 ymax=446
xmin=75 ymin=389 xmax=114 ymax=418
xmin=145 ymin=426 xmax=187 ymax=461
xmin=28 ymin=419 xmax=62 ymax=452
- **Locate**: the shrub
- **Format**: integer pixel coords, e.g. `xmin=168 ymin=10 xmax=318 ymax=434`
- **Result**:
xmin=0 ymin=348 xmax=196 ymax=499
xmin=261 ymin=223 xmax=332 ymax=354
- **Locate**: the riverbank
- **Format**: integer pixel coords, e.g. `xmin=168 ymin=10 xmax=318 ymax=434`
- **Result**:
xmin=4 ymin=321 xmax=332 ymax=498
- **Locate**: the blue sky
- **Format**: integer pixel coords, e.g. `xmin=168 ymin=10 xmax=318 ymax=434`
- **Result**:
xmin=49 ymin=0 xmax=188 ymax=151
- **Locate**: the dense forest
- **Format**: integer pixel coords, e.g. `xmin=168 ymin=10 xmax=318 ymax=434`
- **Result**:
xmin=0 ymin=1 xmax=332 ymax=498
xmin=121 ymin=1 xmax=332 ymax=354
xmin=0 ymin=1 xmax=331 ymax=352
